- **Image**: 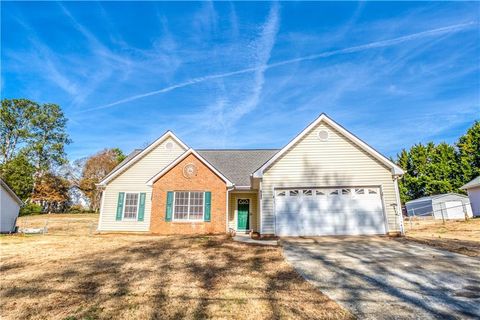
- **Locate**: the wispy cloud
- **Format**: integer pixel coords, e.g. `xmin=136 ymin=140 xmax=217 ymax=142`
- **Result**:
xmin=82 ymin=20 xmax=475 ymax=113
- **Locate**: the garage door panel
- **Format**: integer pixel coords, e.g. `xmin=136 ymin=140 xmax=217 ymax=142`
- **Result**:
xmin=275 ymin=187 xmax=386 ymax=236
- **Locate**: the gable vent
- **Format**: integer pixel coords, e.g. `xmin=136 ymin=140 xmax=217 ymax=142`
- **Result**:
xmin=318 ymin=130 xmax=329 ymax=141
xmin=165 ymin=141 xmax=174 ymax=150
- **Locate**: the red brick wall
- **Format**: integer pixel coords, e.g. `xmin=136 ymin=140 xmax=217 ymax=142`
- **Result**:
xmin=150 ymin=153 xmax=227 ymax=234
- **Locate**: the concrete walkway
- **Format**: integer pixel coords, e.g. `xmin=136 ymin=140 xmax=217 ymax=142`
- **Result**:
xmin=282 ymin=237 xmax=480 ymax=320
xmin=233 ymin=233 xmax=278 ymax=246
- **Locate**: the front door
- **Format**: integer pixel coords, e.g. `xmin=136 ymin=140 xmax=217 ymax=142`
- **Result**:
xmin=237 ymin=199 xmax=250 ymax=230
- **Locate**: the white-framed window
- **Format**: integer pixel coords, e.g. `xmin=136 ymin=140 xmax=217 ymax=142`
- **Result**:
xmin=303 ymin=189 xmax=313 ymax=196
xmin=289 ymin=190 xmax=299 ymax=196
xmin=173 ymin=191 xmax=204 ymax=221
xmin=124 ymin=193 xmax=140 ymax=219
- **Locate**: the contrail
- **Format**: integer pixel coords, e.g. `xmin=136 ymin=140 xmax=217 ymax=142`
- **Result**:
xmin=80 ymin=21 xmax=475 ymax=113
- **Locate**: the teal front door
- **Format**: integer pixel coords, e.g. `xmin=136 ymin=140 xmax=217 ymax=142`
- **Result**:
xmin=237 ymin=199 xmax=249 ymax=230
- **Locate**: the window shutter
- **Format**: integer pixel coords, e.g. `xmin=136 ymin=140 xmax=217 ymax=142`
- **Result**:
xmin=116 ymin=192 xmax=125 ymax=221
xmin=138 ymin=193 xmax=146 ymax=221
xmin=204 ymin=191 xmax=211 ymax=222
xmin=165 ymin=191 xmax=173 ymax=221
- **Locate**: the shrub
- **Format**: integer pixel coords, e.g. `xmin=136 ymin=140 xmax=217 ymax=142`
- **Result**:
xmin=19 ymin=203 xmax=43 ymax=216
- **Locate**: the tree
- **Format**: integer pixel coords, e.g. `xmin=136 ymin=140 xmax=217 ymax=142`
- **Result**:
xmin=31 ymin=172 xmax=70 ymax=213
xmin=457 ymin=120 xmax=480 ymax=183
xmin=0 ymin=153 xmax=35 ymax=200
xmin=0 ymin=99 xmax=37 ymax=165
xmin=79 ymin=148 xmax=125 ymax=212
xmin=28 ymin=103 xmax=71 ymax=178
xmin=396 ymin=121 xmax=478 ymax=204
xmin=1 ymin=99 xmax=71 ymax=213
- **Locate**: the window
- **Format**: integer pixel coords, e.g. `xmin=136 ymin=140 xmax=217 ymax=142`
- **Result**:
xmin=303 ymin=189 xmax=313 ymax=196
xmin=276 ymin=191 xmax=286 ymax=197
xmin=124 ymin=193 xmax=139 ymax=219
xmin=341 ymin=188 xmax=351 ymax=195
xmin=316 ymin=190 xmax=325 ymax=196
xmin=289 ymin=190 xmax=299 ymax=196
xmin=355 ymin=188 xmax=365 ymax=195
xmin=368 ymin=189 xmax=378 ymax=194
xmin=173 ymin=191 xmax=204 ymax=220
xmin=330 ymin=189 xmax=339 ymax=195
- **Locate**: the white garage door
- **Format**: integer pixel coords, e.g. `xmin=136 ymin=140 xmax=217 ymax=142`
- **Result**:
xmin=275 ymin=187 xmax=387 ymax=236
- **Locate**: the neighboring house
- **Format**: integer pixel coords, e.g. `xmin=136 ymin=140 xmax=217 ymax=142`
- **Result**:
xmin=405 ymin=193 xmax=473 ymax=220
xmin=461 ymin=176 xmax=480 ymax=217
xmin=97 ymin=113 xmax=405 ymax=236
xmin=0 ymin=179 xmax=23 ymax=233
xmin=68 ymin=186 xmax=90 ymax=209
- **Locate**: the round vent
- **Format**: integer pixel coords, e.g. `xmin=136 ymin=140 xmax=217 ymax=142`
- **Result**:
xmin=318 ymin=130 xmax=329 ymax=141
xmin=165 ymin=141 xmax=174 ymax=150
xmin=183 ymin=163 xmax=197 ymax=179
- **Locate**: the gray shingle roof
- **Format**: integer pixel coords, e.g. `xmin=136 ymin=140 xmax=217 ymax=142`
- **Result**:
xmin=197 ymin=149 xmax=279 ymax=186
xmin=461 ymin=176 xmax=480 ymax=190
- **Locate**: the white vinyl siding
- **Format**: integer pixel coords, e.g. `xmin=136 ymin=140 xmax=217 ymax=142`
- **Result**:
xmin=0 ymin=184 xmax=21 ymax=233
xmin=98 ymin=137 xmax=187 ymax=231
xmin=260 ymin=122 xmax=401 ymax=235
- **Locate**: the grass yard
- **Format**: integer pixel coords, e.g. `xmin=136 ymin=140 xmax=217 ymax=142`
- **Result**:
xmin=16 ymin=213 xmax=99 ymax=235
xmin=0 ymin=224 xmax=351 ymax=319
xmin=403 ymin=217 xmax=480 ymax=257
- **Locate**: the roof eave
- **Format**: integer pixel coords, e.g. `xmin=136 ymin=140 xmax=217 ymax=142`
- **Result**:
xmin=99 ymin=131 xmax=189 ymax=186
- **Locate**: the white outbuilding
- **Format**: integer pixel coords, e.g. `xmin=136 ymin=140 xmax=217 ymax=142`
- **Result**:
xmin=461 ymin=176 xmax=480 ymax=217
xmin=0 ymin=179 xmax=23 ymax=233
xmin=405 ymin=193 xmax=473 ymax=220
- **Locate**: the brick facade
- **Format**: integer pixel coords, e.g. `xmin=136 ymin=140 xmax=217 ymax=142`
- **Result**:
xmin=150 ymin=153 xmax=227 ymax=234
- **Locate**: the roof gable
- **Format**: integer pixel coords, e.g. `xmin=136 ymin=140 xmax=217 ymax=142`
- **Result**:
xmin=461 ymin=176 xmax=480 ymax=190
xmin=0 ymin=179 xmax=23 ymax=205
xmin=253 ymin=113 xmax=404 ymax=177
xmin=146 ymin=149 xmax=234 ymax=187
xmin=98 ymin=131 xmax=188 ymax=186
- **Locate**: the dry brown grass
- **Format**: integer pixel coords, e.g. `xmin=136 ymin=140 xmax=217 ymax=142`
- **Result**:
xmin=0 ymin=231 xmax=351 ymax=319
xmin=16 ymin=214 xmax=99 ymax=235
xmin=403 ymin=217 xmax=480 ymax=256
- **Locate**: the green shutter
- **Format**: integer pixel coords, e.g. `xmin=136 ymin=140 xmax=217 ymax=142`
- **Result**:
xmin=116 ymin=192 xmax=125 ymax=221
xmin=165 ymin=191 xmax=173 ymax=221
xmin=138 ymin=193 xmax=146 ymax=221
xmin=204 ymin=191 xmax=211 ymax=222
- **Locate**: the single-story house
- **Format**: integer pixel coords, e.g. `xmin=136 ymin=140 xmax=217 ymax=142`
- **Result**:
xmin=0 ymin=179 xmax=23 ymax=233
xmin=97 ymin=113 xmax=405 ymax=237
xmin=405 ymin=193 xmax=473 ymax=220
xmin=461 ymin=176 xmax=480 ymax=217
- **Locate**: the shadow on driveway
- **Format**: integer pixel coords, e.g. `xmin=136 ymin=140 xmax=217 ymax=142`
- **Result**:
xmin=282 ymin=236 xmax=480 ymax=320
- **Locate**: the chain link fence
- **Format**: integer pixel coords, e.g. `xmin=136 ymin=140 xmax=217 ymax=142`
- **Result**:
xmin=404 ymin=201 xmax=472 ymax=231
xmin=17 ymin=214 xmax=98 ymax=236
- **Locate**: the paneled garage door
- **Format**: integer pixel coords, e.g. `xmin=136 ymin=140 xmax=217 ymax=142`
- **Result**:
xmin=275 ymin=187 xmax=387 ymax=236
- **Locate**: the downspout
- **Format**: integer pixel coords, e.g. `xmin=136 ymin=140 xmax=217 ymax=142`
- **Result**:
xmin=226 ymin=186 xmax=234 ymax=234
xmin=393 ymin=176 xmax=404 ymax=236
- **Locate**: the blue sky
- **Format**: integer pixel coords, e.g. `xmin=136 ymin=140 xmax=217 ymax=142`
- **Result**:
xmin=2 ymin=1 xmax=479 ymax=160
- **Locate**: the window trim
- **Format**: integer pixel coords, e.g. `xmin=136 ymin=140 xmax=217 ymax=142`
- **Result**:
xmin=172 ymin=191 xmax=205 ymax=222
xmin=122 ymin=192 xmax=141 ymax=221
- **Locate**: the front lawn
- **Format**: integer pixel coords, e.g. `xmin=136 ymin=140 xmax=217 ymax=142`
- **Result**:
xmin=0 ymin=234 xmax=351 ymax=320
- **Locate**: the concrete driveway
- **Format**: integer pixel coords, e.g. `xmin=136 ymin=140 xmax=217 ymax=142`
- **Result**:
xmin=282 ymin=237 xmax=480 ymax=320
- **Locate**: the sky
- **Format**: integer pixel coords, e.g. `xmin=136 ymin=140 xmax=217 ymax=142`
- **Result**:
xmin=2 ymin=1 xmax=479 ymax=160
